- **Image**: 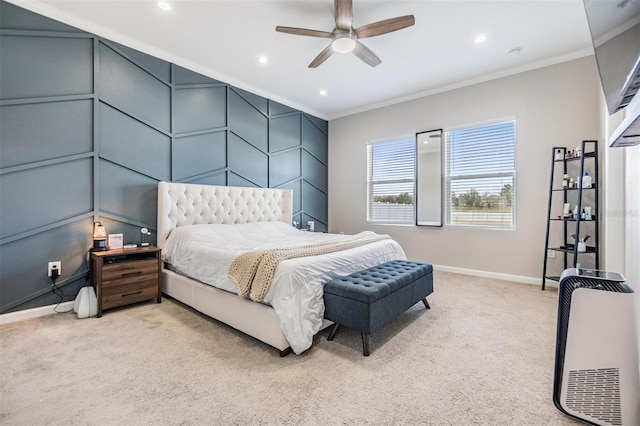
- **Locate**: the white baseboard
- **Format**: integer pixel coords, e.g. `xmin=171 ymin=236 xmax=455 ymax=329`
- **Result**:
xmin=0 ymin=265 xmax=554 ymax=325
xmin=432 ymin=264 xmax=556 ymax=287
xmin=0 ymin=301 xmax=74 ymax=325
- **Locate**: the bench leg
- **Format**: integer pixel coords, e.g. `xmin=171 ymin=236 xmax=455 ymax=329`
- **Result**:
xmin=422 ymin=298 xmax=430 ymax=309
xmin=327 ymin=323 xmax=340 ymax=341
xmin=362 ymin=333 xmax=370 ymax=356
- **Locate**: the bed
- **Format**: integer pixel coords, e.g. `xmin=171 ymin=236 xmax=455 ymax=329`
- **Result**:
xmin=157 ymin=181 xmax=406 ymax=355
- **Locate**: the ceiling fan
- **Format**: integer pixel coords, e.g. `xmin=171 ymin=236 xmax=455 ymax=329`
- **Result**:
xmin=275 ymin=0 xmax=415 ymax=68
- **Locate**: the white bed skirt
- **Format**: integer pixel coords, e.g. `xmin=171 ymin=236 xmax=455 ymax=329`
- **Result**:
xmin=162 ymin=268 xmax=332 ymax=353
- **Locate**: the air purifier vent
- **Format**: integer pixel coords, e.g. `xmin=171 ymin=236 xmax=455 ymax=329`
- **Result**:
xmin=566 ymin=367 xmax=622 ymax=425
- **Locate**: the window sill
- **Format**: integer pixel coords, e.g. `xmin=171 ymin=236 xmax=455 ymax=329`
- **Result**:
xmin=446 ymin=223 xmax=516 ymax=231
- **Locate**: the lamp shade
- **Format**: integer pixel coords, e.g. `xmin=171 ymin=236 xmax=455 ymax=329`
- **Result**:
xmin=93 ymin=222 xmax=106 ymax=239
xmin=92 ymin=221 xmax=107 ymax=251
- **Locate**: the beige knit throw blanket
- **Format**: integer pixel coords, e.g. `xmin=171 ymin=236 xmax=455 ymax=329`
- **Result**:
xmin=228 ymin=232 xmax=391 ymax=302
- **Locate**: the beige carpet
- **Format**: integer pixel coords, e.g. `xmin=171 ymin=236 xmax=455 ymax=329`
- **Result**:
xmin=0 ymin=271 xmax=578 ymax=425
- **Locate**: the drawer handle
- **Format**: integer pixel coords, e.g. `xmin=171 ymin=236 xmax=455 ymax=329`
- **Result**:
xmin=121 ymin=271 xmax=143 ymax=278
xmin=122 ymin=290 xmax=143 ymax=297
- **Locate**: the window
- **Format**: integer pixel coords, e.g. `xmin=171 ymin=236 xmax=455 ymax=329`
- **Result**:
xmin=445 ymin=121 xmax=515 ymax=228
xmin=367 ymin=137 xmax=415 ymax=224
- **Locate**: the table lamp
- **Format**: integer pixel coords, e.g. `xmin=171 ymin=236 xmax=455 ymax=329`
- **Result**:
xmin=92 ymin=221 xmax=107 ymax=251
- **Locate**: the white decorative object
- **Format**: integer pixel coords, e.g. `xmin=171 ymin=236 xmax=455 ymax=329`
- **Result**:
xmin=140 ymin=228 xmax=151 ymax=247
xmin=307 ymin=221 xmax=315 ymax=231
xmin=108 ymin=233 xmax=123 ymax=249
xmin=584 ymin=206 xmax=592 ymax=221
xmin=73 ymin=287 xmax=97 ymax=319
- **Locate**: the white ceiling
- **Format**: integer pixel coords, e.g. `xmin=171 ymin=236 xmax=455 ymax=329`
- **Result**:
xmin=9 ymin=0 xmax=596 ymax=120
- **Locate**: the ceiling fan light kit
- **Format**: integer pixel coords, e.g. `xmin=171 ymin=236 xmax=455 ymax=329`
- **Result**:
xmin=332 ymin=32 xmax=356 ymax=53
xmin=276 ymin=0 xmax=415 ymax=68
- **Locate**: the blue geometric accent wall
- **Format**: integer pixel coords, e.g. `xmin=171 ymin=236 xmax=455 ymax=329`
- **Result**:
xmin=0 ymin=1 xmax=328 ymax=314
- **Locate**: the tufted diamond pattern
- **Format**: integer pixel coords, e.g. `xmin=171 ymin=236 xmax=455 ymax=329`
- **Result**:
xmin=157 ymin=182 xmax=293 ymax=247
xmin=324 ymin=260 xmax=433 ymax=303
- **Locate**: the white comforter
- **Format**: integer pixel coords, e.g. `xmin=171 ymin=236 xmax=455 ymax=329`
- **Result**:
xmin=161 ymin=221 xmax=406 ymax=353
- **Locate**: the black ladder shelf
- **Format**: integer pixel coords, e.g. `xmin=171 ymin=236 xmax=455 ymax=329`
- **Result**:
xmin=542 ymin=140 xmax=599 ymax=290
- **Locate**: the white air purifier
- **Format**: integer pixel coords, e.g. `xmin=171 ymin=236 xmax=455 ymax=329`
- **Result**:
xmin=73 ymin=286 xmax=97 ymax=319
xmin=554 ymin=268 xmax=639 ymax=426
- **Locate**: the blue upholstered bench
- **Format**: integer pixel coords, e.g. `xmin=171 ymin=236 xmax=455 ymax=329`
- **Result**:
xmin=323 ymin=260 xmax=433 ymax=356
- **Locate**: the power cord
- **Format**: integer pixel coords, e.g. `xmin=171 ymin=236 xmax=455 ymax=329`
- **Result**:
xmin=50 ymin=266 xmax=73 ymax=313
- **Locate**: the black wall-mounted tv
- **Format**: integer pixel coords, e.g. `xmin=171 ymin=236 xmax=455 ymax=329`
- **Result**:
xmin=584 ymin=0 xmax=640 ymax=147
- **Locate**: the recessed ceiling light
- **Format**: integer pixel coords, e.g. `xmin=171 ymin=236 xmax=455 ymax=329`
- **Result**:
xmin=474 ymin=34 xmax=487 ymax=44
xmin=157 ymin=2 xmax=171 ymax=11
xmin=258 ymin=56 xmax=268 ymax=64
xmin=319 ymin=89 xmax=327 ymax=96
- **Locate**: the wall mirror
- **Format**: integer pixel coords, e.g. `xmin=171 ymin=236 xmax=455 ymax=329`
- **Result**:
xmin=416 ymin=129 xmax=443 ymax=226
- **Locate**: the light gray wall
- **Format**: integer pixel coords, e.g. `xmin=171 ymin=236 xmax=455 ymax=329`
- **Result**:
xmin=328 ymin=56 xmax=602 ymax=281
xmin=0 ymin=1 xmax=328 ymax=314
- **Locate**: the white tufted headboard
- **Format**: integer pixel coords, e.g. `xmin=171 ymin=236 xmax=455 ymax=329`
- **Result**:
xmin=157 ymin=181 xmax=293 ymax=248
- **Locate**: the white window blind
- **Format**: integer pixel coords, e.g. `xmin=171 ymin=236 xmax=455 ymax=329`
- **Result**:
xmin=445 ymin=121 xmax=515 ymax=228
xmin=367 ymin=137 xmax=415 ymax=224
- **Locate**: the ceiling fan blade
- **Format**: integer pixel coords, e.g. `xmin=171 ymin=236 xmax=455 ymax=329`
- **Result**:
xmin=276 ymin=26 xmax=333 ymax=38
xmin=334 ymin=0 xmax=353 ymax=31
xmin=354 ymin=15 xmax=415 ymax=39
xmin=309 ymin=45 xmax=335 ymax=68
xmin=352 ymin=41 xmax=381 ymax=67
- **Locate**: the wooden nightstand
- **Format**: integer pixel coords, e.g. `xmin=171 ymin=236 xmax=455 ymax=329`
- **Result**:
xmin=90 ymin=246 xmax=161 ymax=317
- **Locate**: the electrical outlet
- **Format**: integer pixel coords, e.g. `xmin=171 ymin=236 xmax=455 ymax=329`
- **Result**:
xmin=48 ymin=261 xmax=61 ymax=277
xmin=547 ymin=250 xmax=556 ymax=259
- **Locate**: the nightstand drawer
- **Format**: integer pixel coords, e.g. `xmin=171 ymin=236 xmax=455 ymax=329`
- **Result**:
xmin=102 ymin=283 xmax=159 ymax=310
xmin=102 ymin=259 xmax=158 ymax=282
xmin=102 ymin=276 xmax=158 ymax=295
